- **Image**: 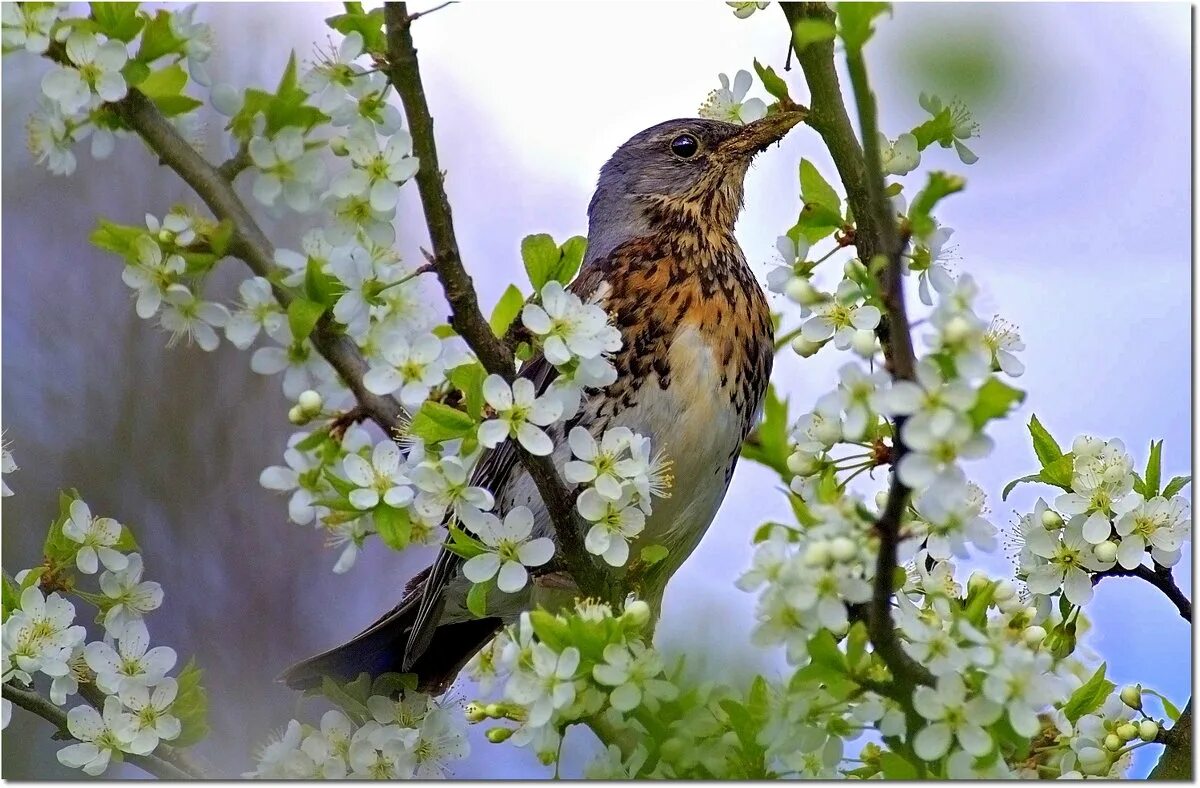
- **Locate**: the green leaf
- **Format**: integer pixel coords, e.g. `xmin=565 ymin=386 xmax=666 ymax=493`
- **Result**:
xmin=1162 ymin=475 xmax=1191 ymax=498
xmin=909 ymin=171 xmax=966 ymax=239
xmin=739 ymin=384 xmax=790 ymax=477
xmin=910 ymin=106 xmax=956 ymax=151
xmin=489 ymin=284 xmax=525 ymax=338
xmin=44 ymin=490 xmax=82 ymax=565
xmin=448 ymin=363 xmax=487 ymax=421
xmin=790 ymin=18 xmax=837 ymax=50
xmin=968 ymin=376 xmax=1025 ymax=429
xmin=443 ymin=526 xmax=487 ymax=560
xmin=172 ymin=658 xmax=210 ymax=746
xmin=152 ymin=94 xmax=203 ymax=117
xmin=136 ymin=10 xmax=187 ymax=63
xmin=752 ymin=59 xmax=791 ymax=102
xmin=90 ymin=2 xmax=145 ymax=42
xmin=321 ymin=676 xmax=369 ymax=720
xmin=1028 ymin=414 xmax=1064 ymax=467
xmin=1001 ymin=473 xmax=1042 ymax=501
xmin=807 ymin=629 xmax=847 ymax=674
xmin=295 ymin=427 xmax=331 ymax=452
xmin=520 ymin=234 xmax=560 ymax=291
xmin=799 ymin=159 xmax=841 ymax=216
xmin=845 ymin=621 xmax=868 ymax=668
xmin=880 ymin=752 xmax=918 ymax=780
xmin=325 ymin=3 xmax=387 ymax=54
xmin=209 ymin=220 xmax=235 ymax=258
xmin=836 ymin=2 xmax=889 ymax=51
xmin=374 ymin=505 xmax=411 ymax=551
xmin=1143 ymin=440 xmax=1163 ymax=499
xmin=1041 ymin=454 xmax=1075 ymax=489
xmin=1143 ymin=689 xmax=1181 ymax=722
xmin=287 ymin=298 xmax=326 ymax=341
xmin=1 ymin=573 xmax=19 ymax=621
xmin=371 ymin=672 xmax=418 ymax=698
xmin=89 ymin=218 xmax=144 ymax=258
xmin=303 ymin=258 xmax=339 ymax=307
xmin=137 ymin=63 xmax=188 ymax=100
xmin=640 ymin=545 xmax=669 ymax=566
xmin=556 ymin=236 xmax=587 ymax=284
xmin=408 ymin=401 xmax=477 ymax=444
xmin=1061 ymin=663 xmax=1114 ymax=723
xmin=466 ymin=581 xmax=489 ymax=617
xmin=120 ymin=59 xmax=151 ymax=89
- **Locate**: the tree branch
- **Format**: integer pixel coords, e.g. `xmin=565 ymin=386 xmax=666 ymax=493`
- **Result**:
xmin=1092 ymin=564 xmax=1192 ymax=622
xmin=781 ymin=2 xmax=931 ymax=690
xmin=1150 ymin=699 xmax=1192 ymax=780
xmin=3 ymin=683 xmax=203 ymax=780
xmin=382 ymin=1 xmax=610 ymax=600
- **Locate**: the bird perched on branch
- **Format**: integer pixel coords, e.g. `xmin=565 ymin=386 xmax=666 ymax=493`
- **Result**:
xmin=283 ymin=110 xmax=804 ymax=693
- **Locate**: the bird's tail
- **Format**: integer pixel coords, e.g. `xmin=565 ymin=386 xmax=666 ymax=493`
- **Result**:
xmin=279 ymin=595 xmax=501 ymax=695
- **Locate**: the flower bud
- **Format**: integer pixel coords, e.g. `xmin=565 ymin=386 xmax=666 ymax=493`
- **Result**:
xmin=1104 ymin=733 xmax=1122 ymax=752
xmin=967 ymin=571 xmax=989 ymax=593
xmin=843 ymin=258 xmax=867 ymax=279
xmin=328 ymin=136 xmax=349 ymax=156
xmin=1041 ymin=509 xmax=1063 ymax=529
xmin=660 ymin=738 xmax=685 ymax=762
xmin=790 ymin=335 xmax=822 ymax=358
xmin=1077 ymin=746 xmax=1109 ymax=776
xmin=1094 ymin=540 xmax=1118 ymax=564
xmin=941 ymin=315 xmax=975 ymax=343
xmin=1120 ymin=685 xmax=1143 ymax=710
xmin=298 ymin=389 xmax=323 ymax=417
xmin=829 ymin=536 xmax=857 ymax=563
xmin=486 ymin=726 xmax=514 ymax=743
xmin=622 ymin=599 xmax=651 ymax=628
xmin=804 ymin=540 xmax=832 ymax=567
xmin=875 ymin=491 xmax=889 ymax=510
xmin=464 ymin=703 xmax=487 ymax=722
xmin=1116 ymin=723 xmax=1138 ymax=742
xmin=1022 ymin=625 xmax=1047 ymax=646
xmin=850 ymin=329 xmax=877 ymax=358
xmin=785 ymin=278 xmax=820 ymax=306
xmin=993 ymin=580 xmax=1016 ymax=602
xmin=1138 ymin=720 xmax=1159 ymax=742
xmin=484 ymin=703 xmax=503 ymax=719
xmin=287 ymin=404 xmax=308 ymax=425
xmin=786 ymin=451 xmax=818 ymax=476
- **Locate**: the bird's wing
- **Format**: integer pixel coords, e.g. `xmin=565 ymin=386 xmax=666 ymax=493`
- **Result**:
xmin=403 ymin=265 xmax=609 ymax=667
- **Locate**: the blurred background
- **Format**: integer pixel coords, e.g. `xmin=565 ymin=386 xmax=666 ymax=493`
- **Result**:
xmin=1 ymin=2 xmax=1190 ymax=778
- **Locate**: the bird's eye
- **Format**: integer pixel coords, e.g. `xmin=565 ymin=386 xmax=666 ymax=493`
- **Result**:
xmin=670 ymin=134 xmax=700 ymax=159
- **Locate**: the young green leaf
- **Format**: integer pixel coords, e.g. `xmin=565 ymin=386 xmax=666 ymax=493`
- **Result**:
xmin=520 ymin=234 xmax=560 ymax=291
xmin=836 ymin=2 xmax=890 ymax=51
xmin=556 ymin=236 xmax=587 ymax=284
xmin=968 ymin=377 xmax=1025 ymax=429
xmin=286 ymin=298 xmax=326 ymax=342
xmin=374 ymin=505 xmax=412 ymax=551
xmin=1061 ymin=663 xmax=1114 ymax=723
xmin=466 ymin=581 xmax=490 ymax=618
xmin=489 ymin=284 xmax=525 ymax=338
xmin=137 ymin=63 xmax=189 ymax=100
xmin=752 ymin=59 xmax=791 ymax=102
xmin=172 ymin=658 xmax=211 ymax=746
xmin=799 ymin=159 xmax=842 ymax=216
xmin=1162 ymin=475 xmax=1191 ymax=498
xmin=790 ymin=18 xmax=837 ymax=50
xmin=1027 ymin=414 xmax=1064 ymax=467
xmin=908 ymin=171 xmax=966 ymax=240
xmin=448 ymin=362 xmax=487 ymax=419
xmin=90 ymin=2 xmax=145 ymax=42
xmin=408 ymin=401 xmax=477 ymax=444
xmin=1143 ymin=439 xmax=1163 ymax=498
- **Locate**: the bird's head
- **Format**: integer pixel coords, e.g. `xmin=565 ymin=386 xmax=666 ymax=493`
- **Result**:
xmin=586 ymin=111 xmax=803 ymax=261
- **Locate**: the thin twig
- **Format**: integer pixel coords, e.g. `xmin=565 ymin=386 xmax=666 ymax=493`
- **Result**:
xmin=382 ymin=2 xmax=610 ymax=600
xmin=1092 ymin=564 xmax=1192 ymax=622
xmin=3 ymin=683 xmax=202 ymax=780
xmin=216 ymin=142 xmax=252 ymax=182
xmin=780 ymin=1 xmax=931 ymax=690
xmin=407 ymin=0 xmax=454 ymax=22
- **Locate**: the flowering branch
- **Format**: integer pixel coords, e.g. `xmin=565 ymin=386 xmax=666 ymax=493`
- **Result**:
xmin=1149 ymin=700 xmax=1192 ymax=780
xmin=381 ymin=1 xmax=611 ymax=601
xmin=2 ymin=683 xmax=202 ymax=780
xmin=781 ymin=1 xmax=931 ymax=690
xmin=42 ymin=39 xmax=408 ymax=436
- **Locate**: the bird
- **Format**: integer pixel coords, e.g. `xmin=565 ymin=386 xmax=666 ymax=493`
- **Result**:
xmin=282 ymin=110 xmax=804 ymax=694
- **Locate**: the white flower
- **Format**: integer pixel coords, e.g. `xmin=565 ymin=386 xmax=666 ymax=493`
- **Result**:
xmin=159 ymin=284 xmax=229 ymax=351
xmin=343 ymin=440 xmax=412 ymax=510
xmin=57 ymin=696 xmax=144 ymax=776
xmin=85 ymin=620 xmax=176 ymax=695
xmin=461 ymin=506 xmax=554 ymax=593
xmin=1055 ymin=468 xmax=1131 ymax=546
xmin=411 ymin=706 xmax=470 ymax=777
xmin=363 ymin=333 xmax=447 ymax=408
xmin=42 ymin=31 xmax=128 ymax=115
xmin=327 ymin=516 xmax=371 ymax=574
xmin=800 ymin=280 xmax=881 ymax=350
xmin=727 ymin=1 xmax=770 ymax=18
xmin=62 ymin=499 xmax=129 ymax=574
xmin=1022 ymin=525 xmax=1109 ymax=605
xmin=247 ymin=719 xmax=307 ymax=778
xmin=698 ymin=70 xmax=767 ymax=125
xmin=99 ymin=553 xmax=164 ymax=633
xmin=145 ymin=210 xmax=197 ymax=247
xmin=122 ymin=236 xmax=185 ymax=319
xmin=410 ymin=455 xmax=494 ymax=523
xmin=225 ymin=277 xmax=283 ymax=349
xmin=1 ymin=439 xmax=15 ymax=497
xmin=478 ymin=375 xmax=563 ymax=456
xmin=348 ymin=724 xmax=417 ymax=779
xmin=919 ymin=93 xmax=980 ymax=164
xmin=302 ymin=31 xmax=367 ymax=112
xmin=578 ymin=488 xmax=645 ymax=567
xmin=2 ymin=586 xmax=85 ymax=680
xmin=912 ymin=477 xmax=997 ymax=560
xmin=521 ymin=282 xmax=619 ymax=366
xmin=591 ymin=641 xmax=677 ymax=711
xmin=251 ymin=327 xmax=334 ymax=399
xmin=2 ymin=3 xmax=59 ymax=53
xmin=26 ymin=98 xmax=82 ymax=176
xmin=249 ymin=127 xmax=325 ymax=212
xmin=896 ymin=415 xmax=993 ymax=489
xmin=912 ymin=674 xmax=1002 ymax=760
xmin=879 ymin=358 xmax=975 ymax=437
xmin=169 ymin=4 xmax=213 ymax=85
xmin=564 ymin=426 xmax=634 ymax=500
xmin=1113 ymin=494 xmax=1189 ymax=569
xmin=332 ymin=127 xmax=420 ymax=212
xmin=506 ymin=643 xmax=580 ymax=727
xmin=878 ymin=132 xmax=921 ymax=175
xmin=981 ymin=646 xmax=1064 ymax=737
xmin=982 ymin=316 xmax=1025 ymax=377
xmin=120 ymin=678 xmax=182 ymax=752
xmin=831 ymin=363 xmax=889 ymax=441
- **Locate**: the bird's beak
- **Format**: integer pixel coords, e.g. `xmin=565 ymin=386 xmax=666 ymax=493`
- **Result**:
xmin=721 ymin=106 xmax=806 ymax=158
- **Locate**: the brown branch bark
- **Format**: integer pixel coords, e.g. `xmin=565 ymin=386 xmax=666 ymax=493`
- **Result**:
xmin=1150 ymin=699 xmax=1192 ymax=780
xmin=780 ymin=2 xmax=931 ymax=690
xmin=381 ymin=2 xmax=610 ymax=600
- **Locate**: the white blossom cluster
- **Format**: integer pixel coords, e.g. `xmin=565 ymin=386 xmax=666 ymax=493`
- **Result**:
xmin=698 ymin=69 xmax=767 ymax=125
xmin=245 ymin=693 xmax=468 ymax=779
xmin=2 ymin=488 xmax=192 ymax=777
